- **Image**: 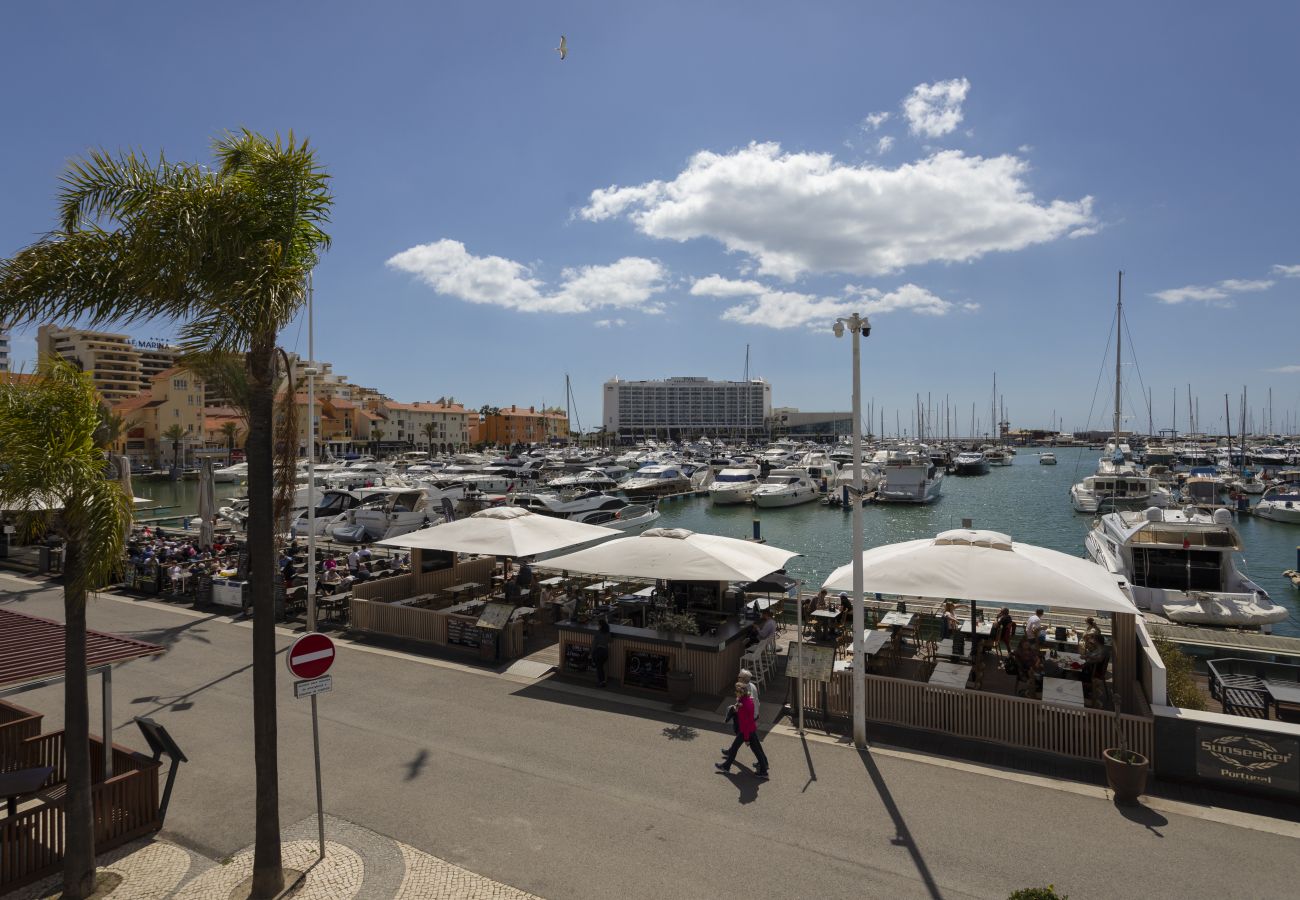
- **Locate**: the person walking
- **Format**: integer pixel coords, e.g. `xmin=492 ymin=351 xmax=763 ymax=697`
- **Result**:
xmin=716 ymin=682 xmax=769 ymax=778
xmin=723 ymin=669 xmax=760 ymax=745
xmin=592 ymin=618 xmax=611 ymax=687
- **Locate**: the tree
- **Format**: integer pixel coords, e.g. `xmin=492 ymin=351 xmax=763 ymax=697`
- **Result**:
xmin=421 ymin=421 xmax=437 ymax=454
xmin=0 ymin=131 xmax=331 ymax=898
xmin=371 ymin=426 xmax=384 ymax=455
xmin=94 ymin=404 xmax=134 ymax=455
xmin=162 ymin=423 xmax=187 ymax=469
xmin=0 ymin=361 xmax=132 ymax=899
xmin=220 ymin=420 xmax=243 ymax=460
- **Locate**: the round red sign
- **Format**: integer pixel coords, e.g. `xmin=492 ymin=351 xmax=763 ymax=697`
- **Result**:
xmin=286 ymin=633 xmax=336 ymax=679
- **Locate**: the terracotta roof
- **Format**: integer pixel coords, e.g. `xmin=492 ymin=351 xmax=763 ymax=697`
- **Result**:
xmin=0 ymin=372 xmax=38 ymax=386
xmin=150 ymin=366 xmax=184 ymax=380
xmin=384 ymin=401 xmax=417 ymax=411
xmin=0 ymin=608 xmax=165 ymax=689
xmin=359 ymin=410 xmax=382 ymax=420
xmin=411 ymin=403 xmax=467 ymax=413
xmin=327 ymin=398 xmax=357 ymax=409
xmin=113 ymin=393 xmax=155 ymax=412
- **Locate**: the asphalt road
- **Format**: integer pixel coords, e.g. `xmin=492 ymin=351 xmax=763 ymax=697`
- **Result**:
xmin=3 ymin=574 xmax=1297 ymax=900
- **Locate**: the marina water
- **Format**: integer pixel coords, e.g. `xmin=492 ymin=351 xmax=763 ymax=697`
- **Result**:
xmin=134 ymin=446 xmax=1300 ymax=637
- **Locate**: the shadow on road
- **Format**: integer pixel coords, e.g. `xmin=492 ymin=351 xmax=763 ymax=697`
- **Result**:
xmin=661 ymin=724 xmax=698 ymax=741
xmin=117 ymin=613 xmax=221 ymax=653
xmin=1114 ymin=798 xmax=1167 ymax=836
xmin=800 ymin=734 xmax=817 ymax=793
xmin=405 ymin=749 xmax=429 ymax=781
xmin=123 ymin=643 xmax=288 ymax=723
xmin=858 ymin=746 xmax=943 ymax=900
xmin=714 ymin=767 xmax=764 ymax=804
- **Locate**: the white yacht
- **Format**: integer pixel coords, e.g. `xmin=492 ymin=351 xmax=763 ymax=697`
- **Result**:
xmin=328 ymin=488 xmax=444 ymax=543
xmin=876 ymin=451 xmax=944 ymax=504
xmin=619 ymin=464 xmax=693 ymax=499
xmin=1086 ymin=506 xmax=1287 ymax=629
xmin=1039 ymin=452 xmax=1057 ymax=465
xmin=1070 ymin=474 xmax=1173 ymax=513
xmin=325 ymin=462 xmax=391 ymax=490
xmin=707 ymin=467 xmax=762 ymax=505
xmin=953 ymin=451 xmax=990 ymax=476
xmin=546 ymin=468 xmax=621 ymax=492
xmin=1254 ymin=487 xmax=1300 ymax=524
xmin=212 ymin=461 xmax=248 ymax=483
xmin=510 ymin=489 xmax=659 ymax=532
xmin=984 ymin=446 xmax=1013 ymax=467
xmin=752 ymin=468 xmax=821 ymax=508
xmin=289 ymin=489 xmax=363 ymax=537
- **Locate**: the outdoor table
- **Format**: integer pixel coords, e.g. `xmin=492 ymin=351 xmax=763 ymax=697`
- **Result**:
xmin=632 ymin=586 xmax=655 ymax=598
xmin=748 ymin=597 xmax=776 ymax=614
xmin=538 ymin=576 xmax=566 ymax=588
xmin=446 ymin=582 xmax=481 ymax=599
xmin=834 ymin=659 xmax=852 ymax=673
xmin=1041 ymin=676 xmax=1086 ymax=707
xmin=928 ymin=661 xmax=971 ymax=690
xmin=1264 ymin=680 xmax=1300 ymax=713
xmin=879 ymin=611 xmax=917 ymax=629
xmin=0 ymin=765 xmax=54 ymax=816
xmin=847 ymin=630 xmax=890 ymax=657
xmin=583 ymin=581 xmax=618 ymax=593
xmin=1048 ymin=651 xmax=1087 ymax=677
xmin=810 ymin=609 xmax=839 ymax=639
xmin=955 ymin=619 xmax=993 ymax=637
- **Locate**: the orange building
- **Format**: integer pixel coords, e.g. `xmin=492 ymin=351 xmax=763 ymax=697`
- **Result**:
xmin=477 ymin=405 xmax=567 ymax=447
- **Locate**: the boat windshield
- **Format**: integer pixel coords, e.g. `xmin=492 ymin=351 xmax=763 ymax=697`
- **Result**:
xmin=715 ymin=472 xmax=756 ymax=482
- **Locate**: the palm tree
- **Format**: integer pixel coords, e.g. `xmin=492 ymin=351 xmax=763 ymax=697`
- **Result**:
xmin=422 ymin=421 xmax=437 ymax=454
xmin=220 ymin=420 xmax=243 ymax=461
xmin=0 ymin=130 xmax=331 ymax=898
xmin=162 ymin=423 xmax=187 ymax=469
xmin=0 ymin=360 xmax=132 ymax=899
xmin=94 ymin=404 xmax=134 ymax=455
xmin=371 ymin=426 xmax=384 ymax=456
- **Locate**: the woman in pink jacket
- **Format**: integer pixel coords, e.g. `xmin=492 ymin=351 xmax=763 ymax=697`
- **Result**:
xmin=716 ymin=683 xmax=770 ymax=778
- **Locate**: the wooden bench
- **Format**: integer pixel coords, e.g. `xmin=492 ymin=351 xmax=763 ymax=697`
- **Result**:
xmin=1222 ymin=686 xmax=1270 ymax=718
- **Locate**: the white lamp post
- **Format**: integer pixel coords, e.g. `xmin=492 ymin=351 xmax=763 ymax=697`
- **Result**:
xmin=305 ymin=272 xmax=318 ymax=632
xmin=833 ymin=312 xmax=870 ymax=748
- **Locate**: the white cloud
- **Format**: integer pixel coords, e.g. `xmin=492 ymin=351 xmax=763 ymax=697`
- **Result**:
xmin=1068 ymin=225 xmax=1101 ymax=239
xmin=1152 ymin=276 xmax=1274 ymax=306
xmin=1270 ymin=264 xmax=1300 ymax=278
xmin=581 ymin=142 xmax=1093 ymax=280
xmin=861 ymin=111 xmax=891 ymax=131
xmin=876 ymin=135 xmax=895 ymax=155
xmin=902 ymin=78 xmax=970 ymax=138
xmin=1268 ymin=365 xmax=1300 ymax=373
xmin=691 ymin=275 xmax=964 ymax=329
xmin=386 ymin=240 xmax=667 ymax=314
xmin=593 ymin=318 xmax=627 ymax=328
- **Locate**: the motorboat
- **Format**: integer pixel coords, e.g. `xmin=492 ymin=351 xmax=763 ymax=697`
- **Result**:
xmin=619 ymin=464 xmax=693 ymax=499
xmin=1039 ymin=452 xmax=1057 ymax=465
xmin=876 ymin=450 xmax=944 ymax=504
xmin=327 ymin=488 xmax=445 ymax=543
xmin=289 ymin=489 xmax=363 ymax=537
xmin=984 ymin=446 xmax=1013 ymax=467
xmin=510 ymin=489 xmax=660 ymax=532
xmin=1181 ymin=469 xmax=1223 ymax=506
xmin=325 ymin=462 xmax=391 ymax=490
xmin=1070 ymin=474 xmax=1173 ymax=513
xmin=707 ymin=467 xmax=762 ymax=505
xmin=546 ymin=468 xmax=621 ymax=492
xmin=1086 ymin=506 xmax=1287 ymax=629
xmin=1253 ymin=487 xmax=1300 ymax=524
xmin=953 ymin=451 xmax=990 ymax=476
xmin=212 ymin=462 xmax=248 ymax=483
xmin=752 ymin=468 xmax=821 ymax=508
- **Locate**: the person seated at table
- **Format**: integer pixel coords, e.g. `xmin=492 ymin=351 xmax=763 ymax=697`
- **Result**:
xmin=940 ymin=601 xmax=959 ymax=640
xmin=1084 ymin=617 xmax=1101 ymax=639
xmin=1081 ymin=633 xmax=1111 ymax=683
xmin=516 ymin=557 xmax=535 ymax=596
xmin=504 ymin=576 xmax=522 ymax=605
xmin=1012 ymin=637 xmax=1041 ymax=682
xmin=745 ymin=609 xmax=777 ymax=647
xmin=321 ymin=566 xmax=342 ymax=594
xmin=1026 ymin=608 xmax=1047 ymax=645
xmin=354 ymin=562 xmax=373 ymax=583
xmin=994 ymin=608 xmax=1015 ymax=656
xmin=812 ymin=588 xmax=828 ymax=610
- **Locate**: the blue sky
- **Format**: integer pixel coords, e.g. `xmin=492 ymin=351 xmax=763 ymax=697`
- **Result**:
xmin=3 ymin=1 xmax=1299 ymax=436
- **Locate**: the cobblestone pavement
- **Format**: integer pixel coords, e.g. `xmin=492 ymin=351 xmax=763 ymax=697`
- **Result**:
xmin=9 ymin=815 xmax=542 ymax=900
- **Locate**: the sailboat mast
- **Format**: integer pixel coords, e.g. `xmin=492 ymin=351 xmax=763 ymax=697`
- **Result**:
xmin=1113 ymin=271 xmax=1123 ymax=444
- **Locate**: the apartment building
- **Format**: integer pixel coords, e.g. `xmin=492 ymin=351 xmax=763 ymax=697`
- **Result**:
xmin=0 ymin=324 xmax=11 ymax=372
xmin=37 ymin=325 xmax=180 ymax=403
xmin=114 ymin=368 xmax=206 ymax=466
xmin=602 ymin=376 xmax=771 ymax=442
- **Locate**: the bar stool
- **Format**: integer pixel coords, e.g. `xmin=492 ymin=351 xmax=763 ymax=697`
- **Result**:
xmin=740 ymin=645 xmax=768 ymax=690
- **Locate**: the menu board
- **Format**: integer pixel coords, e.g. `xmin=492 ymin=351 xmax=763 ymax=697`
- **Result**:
xmin=475 ymin=602 xmax=515 ymax=630
xmin=786 ymin=644 xmax=835 ymax=682
xmin=564 ymin=643 xmax=592 ymax=673
xmin=446 ymin=617 xmax=483 ymax=648
xmin=623 ymin=649 xmax=670 ymax=691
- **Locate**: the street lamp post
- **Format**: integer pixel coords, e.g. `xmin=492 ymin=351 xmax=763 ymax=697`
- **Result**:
xmin=833 ymin=312 xmax=870 ymax=748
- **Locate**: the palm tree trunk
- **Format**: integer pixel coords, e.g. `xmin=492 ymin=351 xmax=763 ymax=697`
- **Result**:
xmin=246 ymin=336 xmax=283 ymax=898
xmin=61 ymin=539 xmax=97 ymax=900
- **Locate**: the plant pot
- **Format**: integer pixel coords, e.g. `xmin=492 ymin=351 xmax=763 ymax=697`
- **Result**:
xmin=1103 ymin=748 xmax=1149 ymax=803
xmin=666 ymin=670 xmax=694 ymax=711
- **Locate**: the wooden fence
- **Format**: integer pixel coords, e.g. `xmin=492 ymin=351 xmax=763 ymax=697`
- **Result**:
xmin=798 ymin=671 xmax=1153 ymax=764
xmin=0 ymin=700 xmax=43 ymax=774
xmin=352 ymin=556 xmax=496 ymax=603
xmin=350 ymin=598 xmax=525 ymax=659
xmin=0 ymin=732 xmax=160 ymax=893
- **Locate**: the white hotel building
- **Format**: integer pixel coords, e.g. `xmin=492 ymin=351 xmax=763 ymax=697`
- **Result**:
xmin=602 ymin=376 xmax=772 ymax=442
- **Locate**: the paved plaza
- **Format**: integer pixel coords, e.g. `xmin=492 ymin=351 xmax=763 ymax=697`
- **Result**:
xmin=3 ymin=572 xmax=1299 ymax=900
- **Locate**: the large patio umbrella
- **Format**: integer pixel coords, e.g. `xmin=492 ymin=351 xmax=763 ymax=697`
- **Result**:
xmin=540 ymin=527 xmax=800 ymax=582
xmin=196 ymin=459 xmax=216 ymax=549
xmin=821 ymin=528 xmax=1135 ymax=614
xmin=376 ymin=506 xmax=620 ymax=558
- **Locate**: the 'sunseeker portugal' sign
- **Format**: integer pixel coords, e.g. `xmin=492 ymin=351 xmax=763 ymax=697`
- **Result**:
xmin=1195 ymin=725 xmax=1299 ymax=794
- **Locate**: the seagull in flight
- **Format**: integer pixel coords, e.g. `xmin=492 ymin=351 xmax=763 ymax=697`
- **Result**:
xmin=555 ymin=35 xmax=567 ymax=60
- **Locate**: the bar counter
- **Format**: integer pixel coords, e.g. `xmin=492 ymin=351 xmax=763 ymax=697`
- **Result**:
xmin=556 ymin=617 xmax=750 ymax=695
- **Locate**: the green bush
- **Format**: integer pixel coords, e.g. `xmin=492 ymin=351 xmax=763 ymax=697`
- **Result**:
xmin=1153 ymin=637 xmax=1207 ymax=710
xmin=1009 ymin=887 xmax=1068 ymax=900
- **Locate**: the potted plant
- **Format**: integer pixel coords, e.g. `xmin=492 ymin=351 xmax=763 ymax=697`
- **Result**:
xmin=1102 ymin=693 xmax=1149 ymax=803
xmin=656 ymin=611 xmax=699 ymax=711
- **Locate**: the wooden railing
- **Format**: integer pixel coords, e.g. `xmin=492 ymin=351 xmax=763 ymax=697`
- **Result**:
xmin=352 ymin=556 xmax=496 ymax=602
xmin=797 ymin=672 xmax=1153 ymax=764
xmin=351 ymin=599 xmax=448 ymax=644
xmin=0 ymin=734 xmax=160 ymax=893
xmin=0 ymin=700 xmax=43 ymax=773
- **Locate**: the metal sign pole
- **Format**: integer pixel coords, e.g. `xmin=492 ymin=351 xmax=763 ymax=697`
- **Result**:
xmin=796 ymin=590 xmax=804 ymax=735
xmin=311 ymin=693 xmax=324 ymax=860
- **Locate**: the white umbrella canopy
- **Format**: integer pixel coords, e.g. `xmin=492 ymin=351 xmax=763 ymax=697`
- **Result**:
xmin=196 ymin=459 xmax=216 ymax=548
xmin=821 ymin=528 xmax=1136 ymax=614
xmin=539 ymin=527 xmax=800 ymax=582
xmin=377 ymin=506 xmax=620 ymax=558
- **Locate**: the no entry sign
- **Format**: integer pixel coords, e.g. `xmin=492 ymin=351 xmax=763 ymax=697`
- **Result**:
xmin=287 ymin=633 xmax=336 ymax=680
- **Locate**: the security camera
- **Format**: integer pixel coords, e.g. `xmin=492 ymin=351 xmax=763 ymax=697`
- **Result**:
xmin=860 ymin=322 xmax=871 ymax=337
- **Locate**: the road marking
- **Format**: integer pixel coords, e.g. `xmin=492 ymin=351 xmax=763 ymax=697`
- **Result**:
xmin=290 ymin=648 xmax=334 ymax=665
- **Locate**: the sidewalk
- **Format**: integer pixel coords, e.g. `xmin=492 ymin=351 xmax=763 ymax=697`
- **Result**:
xmin=10 ymin=816 xmax=543 ymax=900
